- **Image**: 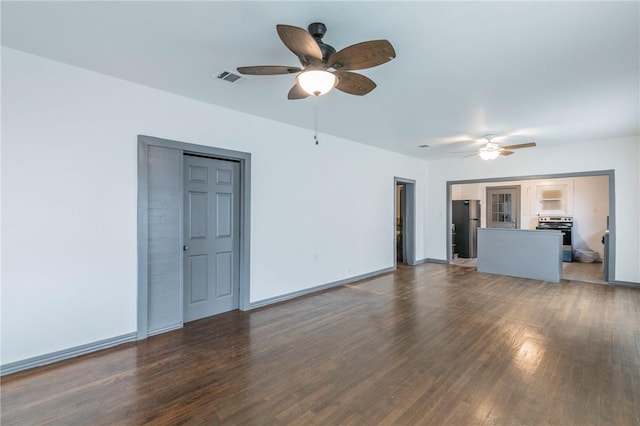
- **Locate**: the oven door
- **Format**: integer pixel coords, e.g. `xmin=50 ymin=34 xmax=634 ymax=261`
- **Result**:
xmin=536 ymin=225 xmax=572 ymax=246
xmin=557 ymin=227 xmax=572 ymax=246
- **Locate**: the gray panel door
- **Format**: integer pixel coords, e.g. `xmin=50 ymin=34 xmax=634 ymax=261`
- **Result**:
xmin=486 ymin=186 xmax=521 ymax=229
xmin=183 ymin=155 xmax=240 ymax=322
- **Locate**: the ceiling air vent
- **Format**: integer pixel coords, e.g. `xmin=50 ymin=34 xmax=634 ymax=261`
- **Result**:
xmin=216 ymin=70 xmax=243 ymax=83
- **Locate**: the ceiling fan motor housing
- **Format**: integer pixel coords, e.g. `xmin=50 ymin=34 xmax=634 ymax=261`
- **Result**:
xmin=308 ymin=22 xmax=336 ymax=62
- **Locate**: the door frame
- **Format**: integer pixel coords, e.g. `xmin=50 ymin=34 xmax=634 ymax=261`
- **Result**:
xmin=486 ymin=185 xmax=521 ymax=229
xmin=137 ymin=135 xmax=251 ymax=339
xmin=446 ymin=170 xmax=616 ymax=282
xmin=394 ymin=177 xmax=416 ymax=266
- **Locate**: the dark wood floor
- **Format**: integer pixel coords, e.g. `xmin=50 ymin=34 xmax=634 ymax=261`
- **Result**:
xmin=2 ymin=263 xmax=639 ymax=425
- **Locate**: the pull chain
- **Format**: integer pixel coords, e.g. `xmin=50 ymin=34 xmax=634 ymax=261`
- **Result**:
xmin=313 ymin=96 xmax=319 ymax=145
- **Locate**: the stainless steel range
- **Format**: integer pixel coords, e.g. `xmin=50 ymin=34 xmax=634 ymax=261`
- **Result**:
xmin=536 ymin=216 xmax=573 ymax=262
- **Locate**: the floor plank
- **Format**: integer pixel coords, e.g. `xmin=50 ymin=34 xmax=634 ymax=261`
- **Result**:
xmin=2 ymin=263 xmax=639 ymax=425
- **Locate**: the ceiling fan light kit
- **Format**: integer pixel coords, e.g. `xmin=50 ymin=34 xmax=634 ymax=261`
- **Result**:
xmin=296 ymin=69 xmax=337 ymax=96
xmin=479 ymin=144 xmax=500 ymax=160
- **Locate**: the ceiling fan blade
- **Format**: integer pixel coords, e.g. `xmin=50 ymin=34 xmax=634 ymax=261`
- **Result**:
xmin=329 ymin=40 xmax=396 ymax=70
xmin=499 ymin=150 xmax=515 ymax=156
xmin=334 ymin=71 xmax=376 ymax=96
xmin=237 ymin=66 xmax=302 ymax=75
xmin=276 ymin=24 xmax=323 ymax=64
xmin=501 ymin=142 xmax=536 ymax=150
xmin=287 ymin=84 xmax=309 ymax=100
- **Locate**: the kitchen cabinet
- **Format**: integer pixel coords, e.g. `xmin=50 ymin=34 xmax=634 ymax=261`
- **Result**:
xmin=535 ymin=183 xmax=573 ymax=215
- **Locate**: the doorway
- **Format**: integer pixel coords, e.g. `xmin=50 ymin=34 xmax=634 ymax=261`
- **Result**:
xmin=183 ymin=154 xmax=240 ymax=322
xmin=486 ymin=185 xmax=521 ymax=229
xmin=394 ymin=178 xmax=416 ymax=266
xmin=137 ymin=135 xmax=251 ymax=339
xmin=447 ymin=171 xmax=615 ymax=283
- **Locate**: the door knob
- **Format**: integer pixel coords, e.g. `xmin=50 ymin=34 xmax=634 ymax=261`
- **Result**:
xmin=183 ymin=245 xmax=189 ymax=251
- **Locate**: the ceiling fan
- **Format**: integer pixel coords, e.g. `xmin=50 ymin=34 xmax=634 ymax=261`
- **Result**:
xmin=237 ymin=23 xmax=396 ymax=99
xmin=455 ymin=135 xmax=537 ymax=160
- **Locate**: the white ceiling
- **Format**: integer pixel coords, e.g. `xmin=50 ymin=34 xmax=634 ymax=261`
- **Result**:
xmin=2 ymin=1 xmax=639 ymax=159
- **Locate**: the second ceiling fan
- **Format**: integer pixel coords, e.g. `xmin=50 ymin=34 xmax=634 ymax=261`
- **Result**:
xmin=455 ymin=135 xmax=537 ymax=160
xmin=237 ymin=23 xmax=396 ymax=99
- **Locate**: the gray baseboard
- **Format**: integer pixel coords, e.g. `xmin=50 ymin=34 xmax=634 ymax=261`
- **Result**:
xmin=248 ymin=266 xmax=395 ymax=310
xmin=419 ymin=258 xmax=449 ymax=265
xmin=608 ymin=280 xmax=640 ymax=289
xmin=147 ymin=324 xmax=183 ymax=337
xmin=1 ymin=332 xmax=137 ymax=376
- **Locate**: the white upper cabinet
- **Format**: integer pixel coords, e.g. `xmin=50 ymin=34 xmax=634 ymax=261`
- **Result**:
xmin=535 ymin=181 xmax=573 ymax=215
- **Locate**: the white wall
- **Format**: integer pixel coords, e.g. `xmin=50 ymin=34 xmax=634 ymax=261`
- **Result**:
xmin=1 ymin=48 xmax=430 ymax=365
xmin=428 ymin=136 xmax=640 ymax=282
xmin=3 ymin=46 xmax=638 ymax=369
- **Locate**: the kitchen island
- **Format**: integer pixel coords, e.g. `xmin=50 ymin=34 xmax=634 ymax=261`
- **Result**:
xmin=477 ymin=228 xmax=563 ymax=283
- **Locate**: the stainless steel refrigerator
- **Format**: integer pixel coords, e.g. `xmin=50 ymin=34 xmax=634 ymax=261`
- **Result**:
xmin=452 ymin=200 xmax=481 ymax=258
